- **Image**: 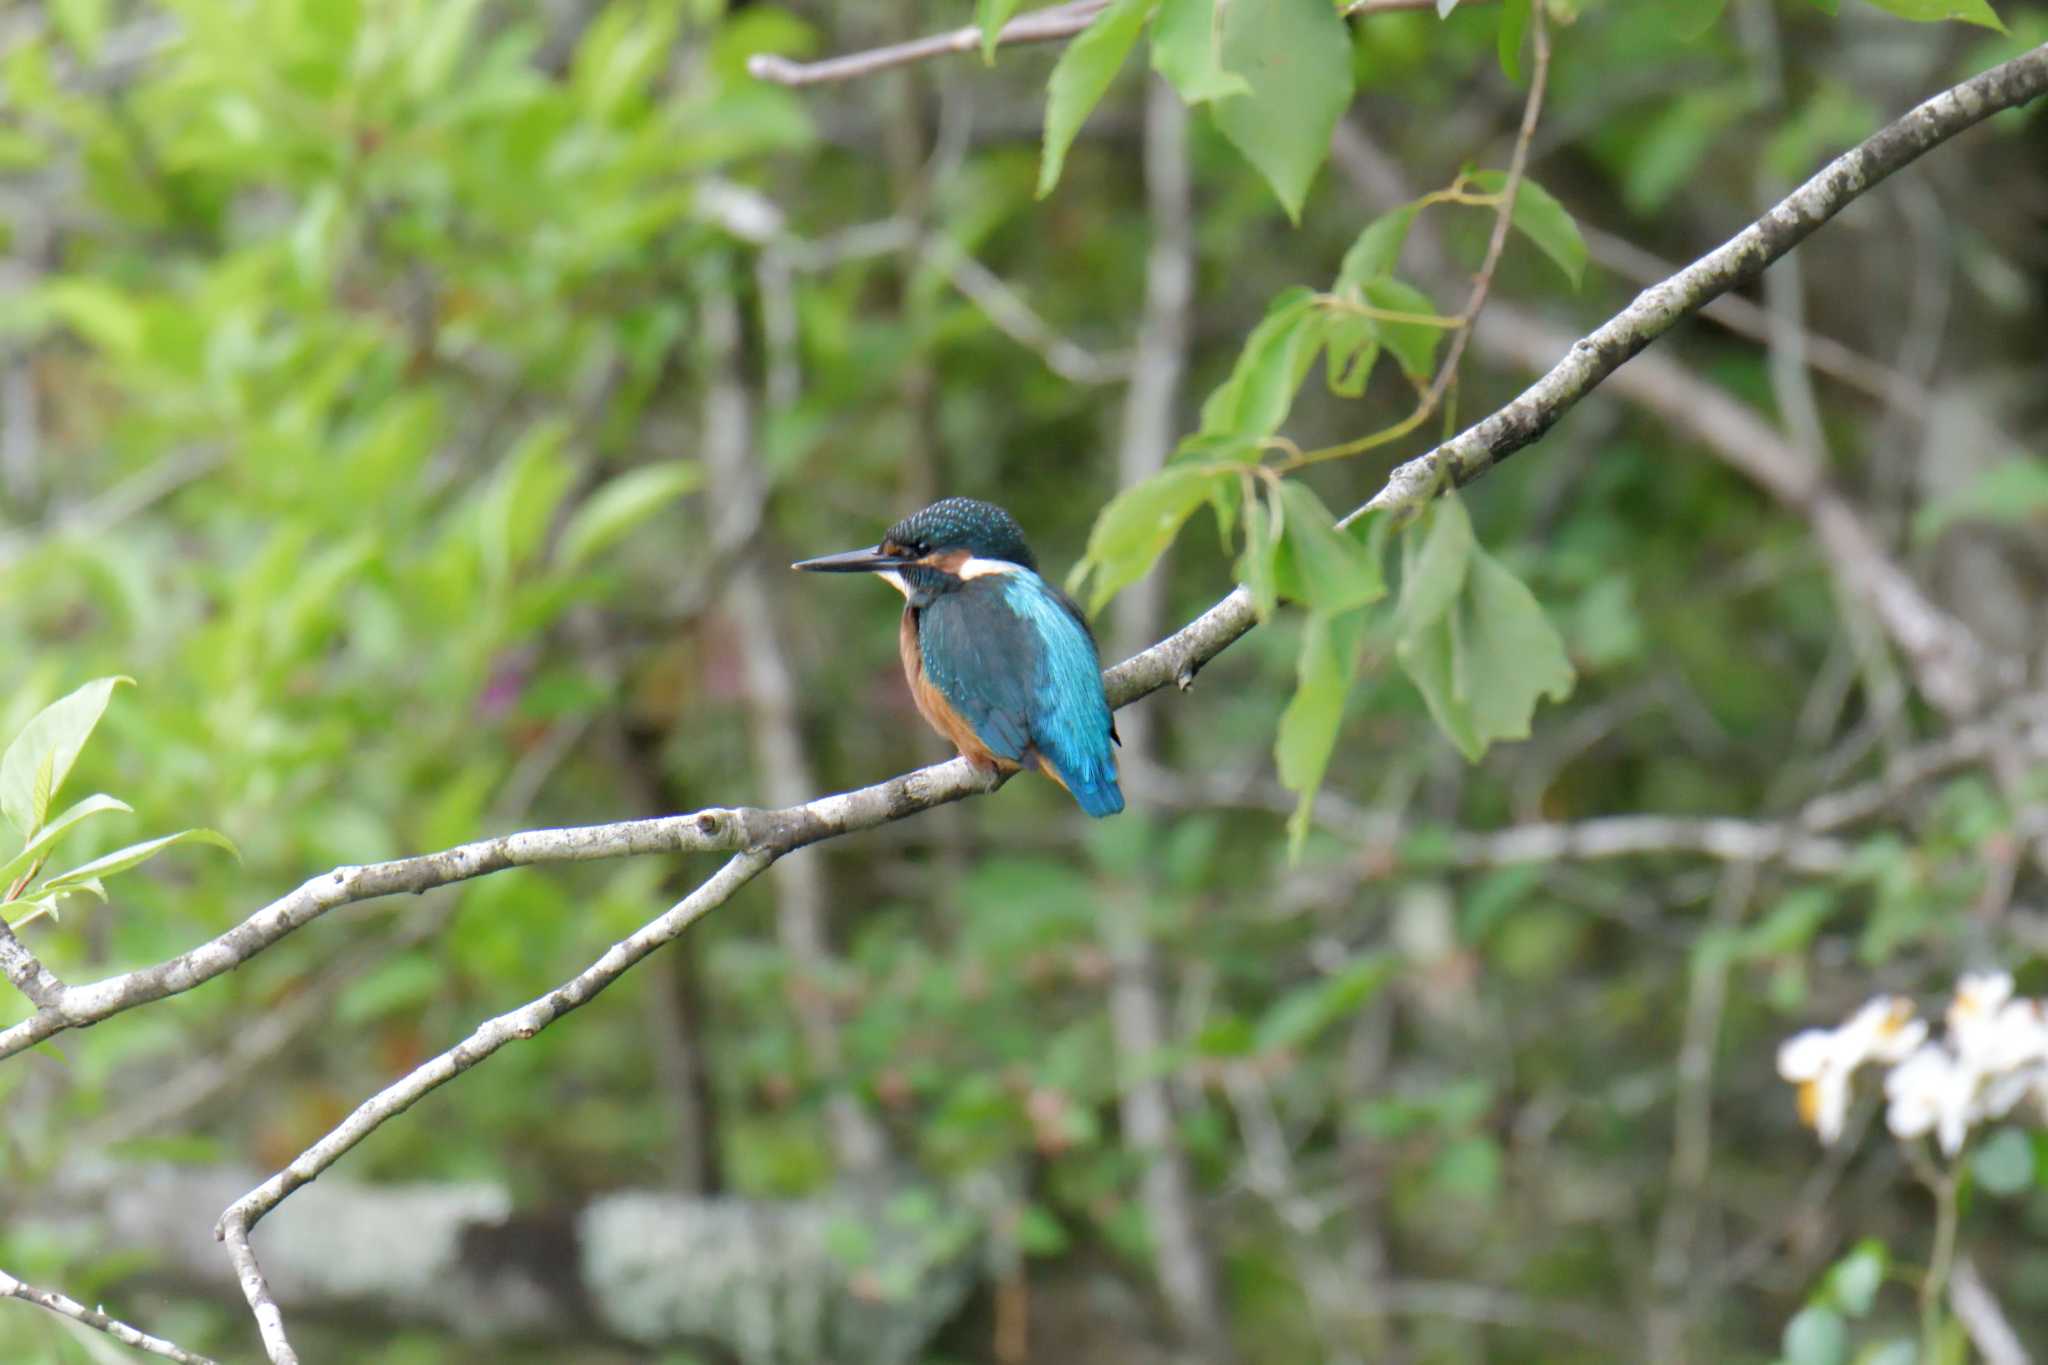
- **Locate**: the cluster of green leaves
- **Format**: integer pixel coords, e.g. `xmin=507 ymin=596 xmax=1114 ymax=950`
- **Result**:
xmin=1069 ymin=163 xmax=1591 ymax=847
xmin=1032 ymin=0 xmax=1375 ymax=220
xmin=1027 ymin=0 xmax=2003 ymax=230
xmin=3 ymin=679 xmax=233 ymax=929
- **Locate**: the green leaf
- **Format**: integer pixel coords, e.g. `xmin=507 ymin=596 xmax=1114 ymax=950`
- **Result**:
xmin=1254 ymin=951 xmax=1398 ymax=1052
xmin=1 ymin=677 xmax=132 ymax=838
xmin=1037 ymin=0 xmax=1155 ymax=199
xmin=1913 ymin=458 xmax=2048 ymax=541
xmin=1361 ymin=278 xmax=1447 ymax=380
xmin=1469 ymin=172 xmax=1588 ymax=288
xmin=1496 ymin=0 xmax=1531 ymax=80
xmin=1395 ymin=493 xmax=1473 ymax=634
xmin=1857 ymin=0 xmax=2004 ymax=30
xmin=0 ymin=794 xmax=131 ymax=893
xmin=40 ymin=827 xmax=239 ymax=893
xmin=1150 ymin=0 xmax=1250 ymax=102
xmin=50 ymin=0 xmax=109 ymax=61
xmin=1623 ymin=88 xmax=1748 ymax=214
xmin=33 ymin=280 xmax=144 ymax=359
xmin=1972 ymin=1126 xmax=2035 ymax=1196
xmin=1276 ymin=606 xmax=1368 ymax=854
xmin=1738 ymin=887 xmax=1839 ymax=959
xmin=1337 ymin=204 xmax=1420 ymax=291
xmin=1671 ymin=0 xmax=1730 ymax=39
xmin=478 ymin=420 xmax=576 ymax=586
xmin=1783 ymin=1306 xmax=1849 ymax=1365
xmin=405 ymin=0 xmax=484 ymax=96
xmin=1211 ymin=0 xmax=1354 ymax=222
xmin=6 ymin=896 xmax=61 ymax=929
xmin=1323 ymin=311 xmax=1380 ymax=398
xmin=1015 ymin=1203 xmax=1070 ymax=1256
xmin=338 ymin=954 xmax=444 ymax=1026
xmin=1276 ymin=481 xmax=1385 ymax=613
xmin=558 ymin=462 xmax=703 ymax=570
xmin=1825 ymin=1240 xmax=1887 ymax=1317
xmin=1395 ymin=501 xmax=1574 ymax=761
xmin=1076 ymin=466 xmax=1229 ymax=614
xmin=1197 ymin=288 xmax=1322 ymax=439
xmin=1236 ymin=481 xmax=1283 ymax=619
xmin=1429 ymin=1134 xmax=1504 ymax=1202
xmin=977 ymin=0 xmax=1028 ymax=63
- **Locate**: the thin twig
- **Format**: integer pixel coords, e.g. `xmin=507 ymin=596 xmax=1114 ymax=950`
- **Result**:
xmin=1579 ymin=224 xmax=1918 ymax=406
xmin=937 ymin=243 xmax=1132 ymax=384
xmin=1951 ymin=1257 xmax=2032 ymax=1365
xmin=747 ymin=0 xmax=1493 ymax=89
xmin=747 ymin=1 xmax=1110 ymax=88
xmin=1647 ymin=863 xmax=1756 ymax=1359
xmin=1917 ymin=1156 xmax=1962 ymax=1362
xmin=0 ymin=1267 xmax=218 ymax=1365
xmin=1426 ymin=9 xmax=1550 ymax=419
xmin=1359 ymin=45 xmax=2048 ymax=531
xmin=217 ymin=850 xmax=774 ymax=1365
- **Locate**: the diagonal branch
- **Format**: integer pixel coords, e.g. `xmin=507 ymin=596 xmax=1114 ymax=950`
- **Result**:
xmin=744 ymin=0 xmax=1491 ymax=88
xmin=216 ymin=850 xmax=774 ymax=1365
xmin=1362 ymin=43 xmax=2048 ymax=531
xmin=747 ymin=1 xmax=1110 ymax=88
xmin=0 ymin=1266 xmax=218 ymax=1365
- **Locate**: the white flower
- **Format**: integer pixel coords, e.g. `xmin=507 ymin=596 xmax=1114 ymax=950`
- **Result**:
xmin=1884 ymin=1043 xmax=1977 ymax=1156
xmin=1949 ymin=974 xmax=2048 ymax=1075
xmin=1778 ymin=997 xmax=1926 ymax=1145
xmin=1874 ymin=976 xmax=2048 ymax=1156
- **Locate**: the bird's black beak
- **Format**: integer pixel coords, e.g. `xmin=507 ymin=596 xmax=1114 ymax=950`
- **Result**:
xmin=791 ymin=544 xmax=899 ymax=574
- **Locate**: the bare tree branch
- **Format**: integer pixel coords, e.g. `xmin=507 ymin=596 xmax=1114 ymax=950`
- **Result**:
xmin=935 ymin=242 xmax=1133 ymax=384
xmin=0 ymin=1266 xmax=219 ymax=1365
xmin=217 ymin=849 xmax=776 ymax=1365
xmin=744 ymin=0 xmax=1488 ymax=88
xmin=1473 ymin=305 xmax=2008 ymax=718
xmin=1362 ymin=43 xmax=2048 ymax=538
xmin=0 ymin=914 xmax=67 ymax=1010
xmin=1951 ymin=1257 xmax=2032 ymax=1365
xmin=1579 ymin=224 xmax=1918 ymax=408
xmin=747 ymin=1 xmax=1110 ymax=88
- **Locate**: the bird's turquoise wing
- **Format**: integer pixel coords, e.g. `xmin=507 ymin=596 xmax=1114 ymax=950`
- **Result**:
xmin=917 ymin=585 xmax=1038 ymax=763
xmin=999 ymin=573 xmax=1123 ymax=817
xmin=917 ymin=572 xmax=1123 ymax=816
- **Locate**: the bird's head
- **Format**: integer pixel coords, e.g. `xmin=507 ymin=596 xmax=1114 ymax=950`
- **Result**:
xmin=793 ymin=497 xmax=1038 ymax=599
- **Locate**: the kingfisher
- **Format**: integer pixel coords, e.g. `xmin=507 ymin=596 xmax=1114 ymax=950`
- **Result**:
xmin=794 ymin=497 xmax=1124 ymax=817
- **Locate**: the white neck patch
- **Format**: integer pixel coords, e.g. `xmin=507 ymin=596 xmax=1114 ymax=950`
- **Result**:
xmin=955 ymin=556 xmax=1021 ymax=580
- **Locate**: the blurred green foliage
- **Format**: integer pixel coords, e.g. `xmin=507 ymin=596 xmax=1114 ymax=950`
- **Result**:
xmin=3 ymin=0 xmax=2046 ymax=1362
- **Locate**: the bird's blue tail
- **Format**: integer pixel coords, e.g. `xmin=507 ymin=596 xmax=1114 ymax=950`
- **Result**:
xmin=1061 ymin=760 xmax=1125 ymax=818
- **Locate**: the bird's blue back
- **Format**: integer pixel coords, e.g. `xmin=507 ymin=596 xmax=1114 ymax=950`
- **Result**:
xmin=917 ymin=570 xmax=1124 ymax=817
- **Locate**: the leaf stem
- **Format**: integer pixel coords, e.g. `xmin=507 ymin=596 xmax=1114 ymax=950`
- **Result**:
xmin=1294 ymin=6 xmax=1552 ymax=471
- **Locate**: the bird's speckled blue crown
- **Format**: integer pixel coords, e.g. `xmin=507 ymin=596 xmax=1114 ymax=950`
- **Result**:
xmin=885 ymin=498 xmax=1038 ymax=571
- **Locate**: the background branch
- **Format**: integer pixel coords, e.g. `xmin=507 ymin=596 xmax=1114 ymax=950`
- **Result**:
xmin=745 ymin=0 xmax=1499 ymax=88
xmin=0 ymin=1266 xmax=217 ymax=1365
